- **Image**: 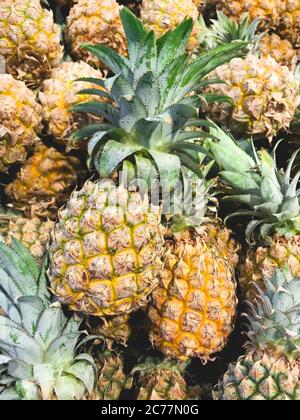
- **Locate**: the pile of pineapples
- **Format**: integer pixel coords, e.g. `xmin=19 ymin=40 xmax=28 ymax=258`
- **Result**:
xmin=0 ymin=0 xmax=300 ymax=400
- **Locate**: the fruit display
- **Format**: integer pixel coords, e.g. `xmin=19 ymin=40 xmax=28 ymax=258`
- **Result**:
xmin=1 ymin=1 xmax=300 ymax=402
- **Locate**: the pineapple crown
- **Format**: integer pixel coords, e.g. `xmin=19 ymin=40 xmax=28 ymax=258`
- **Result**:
xmin=0 ymin=239 xmax=97 ymax=400
xmin=72 ymin=7 xmax=246 ymax=194
xmin=205 ymin=124 xmax=300 ymax=239
xmin=199 ymin=12 xmax=262 ymax=52
xmin=246 ymin=269 xmax=300 ymax=358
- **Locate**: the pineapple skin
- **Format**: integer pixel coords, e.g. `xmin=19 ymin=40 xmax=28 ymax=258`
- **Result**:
xmin=6 ymin=143 xmax=83 ymax=220
xmin=6 ymin=217 xmax=54 ymax=263
xmin=90 ymin=313 xmax=132 ymax=347
xmin=214 ymin=352 xmax=300 ymax=400
xmin=0 ymin=74 xmax=42 ymax=172
xmin=39 ymin=61 xmax=105 ymax=150
xmin=48 ymin=179 xmax=164 ymax=317
xmin=279 ymin=0 xmax=300 ymax=52
xmin=140 ymin=0 xmax=201 ymax=50
xmin=259 ymin=33 xmax=297 ymax=70
xmin=148 ymin=225 xmax=239 ymax=361
xmin=216 ymin=0 xmax=282 ymax=30
xmin=91 ymin=352 xmax=132 ymax=400
xmin=240 ymin=235 xmax=300 ymax=298
xmin=0 ymin=0 xmax=63 ymax=88
xmin=66 ymin=0 xmax=126 ymax=68
xmin=205 ymin=55 xmax=300 ymax=138
xmin=134 ymin=364 xmax=194 ymax=400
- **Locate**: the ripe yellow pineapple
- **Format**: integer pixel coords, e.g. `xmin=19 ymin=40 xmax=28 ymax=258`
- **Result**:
xmin=260 ymin=33 xmax=297 ymax=70
xmin=39 ymin=61 xmax=106 ymax=150
xmin=140 ymin=0 xmax=201 ymax=50
xmin=214 ymin=269 xmax=300 ymax=400
xmin=204 ymin=55 xmax=300 ymax=138
xmin=0 ymin=0 xmax=63 ymax=88
xmin=6 ymin=143 xmax=84 ymax=220
xmin=206 ymin=124 xmax=300 ymax=299
xmin=65 ymin=0 xmax=126 ymax=68
xmin=48 ymin=10 xmax=244 ymax=325
xmin=0 ymin=74 xmax=42 ymax=173
xmin=4 ymin=216 xmax=54 ymax=264
xmin=279 ymin=0 xmax=300 ymax=51
xmin=149 ymin=224 xmax=239 ymax=361
xmin=49 ymin=179 xmax=164 ymax=317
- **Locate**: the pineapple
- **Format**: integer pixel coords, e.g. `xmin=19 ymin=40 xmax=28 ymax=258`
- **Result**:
xmin=149 ymin=221 xmax=239 ymax=361
xmin=205 ymin=124 xmax=300 ymax=298
xmin=6 ymin=142 xmax=84 ymax=220
xmin=0 ymin=0 xmax=63 ymax=88
xmin=132 ymin=358 xmax=200 ymax=400
xmin=93 ymin=350 xmax=132 ymax=400
xmin=0 ymin=74 xmax=42 ymax=172
xmin=214 ymin=269 xmax=300 ymax=400
xmin=204 ymin=55 xmax=300 ymax=138
xmin=279 ymin=1 xmax=300 ymax=52
xmin=4 ymin=216 xmax=54 ymax=264
xmin=39 ymin=61 xmax=106 ymax=150
xmin=65 ymin=0 xmax=126 ymax=68
xmin=48 ymin=8 xmax=244 ymax=320
xmin=216 ymin=0 xmax=300 ymax=51
xmin=259 ymin=33 xmax=297 ymax=70
xmin=89 ymin=314 xmax=132 ymax=347
xmin=140 ymin=0 xmax=201 ymax=50
xmin=215 ymin=0 xmax=282 ymax=31
xmin=200 ymin=12 xmax=298 ymax=70
xmin=0 ymin=239 xmax=97 ymax=400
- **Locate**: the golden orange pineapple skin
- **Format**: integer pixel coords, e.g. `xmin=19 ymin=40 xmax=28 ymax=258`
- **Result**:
xmin=0 ymin=0 xmax=63 ymax=88
xmin=148 ymin=225 xmax=239 ymax=361
xmin=260 ymin=34 xmax=297 ymax=70
xmin=0 ymin=74 xmax=42 ymax=172
xmin=205 ymin=55 xmax=300 ymax=138
xmin=48 ymin=180 xmax=164 ymax=317
xmin=240 ymin=235 xmax=300 ymax=298
xmin=66 ymin=0 xmax=126 ymax=68
xmin=140 ymin=0 xmax=201 ymax=50
xmin=6 ymin=217 xmax=55 ymax=263
xmin=6 ymin=143 xmax=84 ymax=220
xmin=216 ymin=0 xmax=282 ymax=30
xmin=39 ymin=61 xmax=106 ymax=150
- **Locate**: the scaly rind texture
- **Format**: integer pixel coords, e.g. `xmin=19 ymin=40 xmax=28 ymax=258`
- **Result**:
xmin=216 ymin=0 xmax=282 ymax=30
xmin=39 ymin=61 xmax=105 ymax=149
xmin=91 ymin=313 xmax=132 ymax=346
xmin=66 ymin=0 xmax=126 ymax=68
xmin=93 ymin=352 xmax=132 ymax=400
xmin=214 ymin=352 xmax=300 ymax=400
xmin=6 ymin=143 xmax=83 ymax=220
xmin=279 ymin=0 xmax=300 ymax=51
xmin=0 ymin=0 xmax=63 ymax=87
xmin=240 ymin=235 xmax=300 ymax=298
xmin=259 ymin=34 xmax=297 ymax=70
xmin=6 ymin=217 xmax=54 ymax=263
xmin=48 ymin=179 xmax=164 ymax=317
xmin=148 ymin=225 xmax=239 ymax=361
xmin=133 ymin=360 xmax=192 ymax=400
xmin=205 ymin=55 xmax=300 ymax=138
xmin=0 ymin=74 xmax=42 ymax=172
xmin=140 ymin=0 xmax=201 ymax=50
